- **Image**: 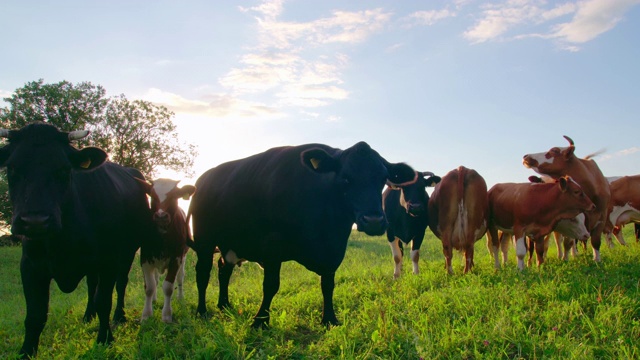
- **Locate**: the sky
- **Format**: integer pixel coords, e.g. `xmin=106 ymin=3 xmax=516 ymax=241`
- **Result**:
xmin=1 ymin=0 xmax=639 ymax=191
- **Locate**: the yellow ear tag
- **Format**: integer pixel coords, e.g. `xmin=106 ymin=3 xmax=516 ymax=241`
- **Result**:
xmin=182 ymin=193 xmax=190 ymax=200
xmin=310 ymin=158 xmax=321 ymax=170
xmin=80 ymin=159 xmax=91 ymax=169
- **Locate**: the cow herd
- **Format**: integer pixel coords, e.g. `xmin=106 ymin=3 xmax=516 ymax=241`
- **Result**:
xmin=1 ymin=122 xmax=639 ymax=359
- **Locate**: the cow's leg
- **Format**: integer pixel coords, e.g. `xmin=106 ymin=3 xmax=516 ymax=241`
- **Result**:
xmin=514 ymin=235 xmax=527 ymax=271
xmin=562 ymin=237 xmax=575 ymax=261
xmin=153 ymin=271 xmax=160 ymax=302
xmin=441 ymin=234 xmax=453 ymax=275
xmin=83 ymin=273 xmax=98 ymax=323
xmin=411 ymin=235 xmax=423 ymax=275
xmin=19 ymin=257 xmax=51 ymax=359
xmin=500 ymin=233 xmax=510 ymax=266
xmin=113 ymin=248 xmax=136 ymax=324
xmin=95 ymin=272 xmax=117 ymax=346
xmin=534 ymin=237 xmax=546 ymax=267
xmin=635 ymin=223 xmax=640 ymax=242
xmin=526 ymin=237 xmax=535 ymax=267
xmin=251 ymin=261 xmax=282 ymax=329
xmin=320 ymin=272 xmax=339 ymax=326
xmin=161 ymin=259 xmax=181 ymax=323
xmin=217 ymin=257 xmax=234 ymax=310
xmin=590 ymin=227 xmax=603 ymax=262
xmin=389 ymin=238 xmax=403 ymax=279
xmin=614 ymin=226 xmax=627 ymax=246
xmin=463 ymin=242 xmax=474 ymax=274
xmin=553 ymin=232 xmax=564 ymax=259
xmin=486 ymin=228 xmax=501 ymax=269
xmin=141 ymin=263 xmax=157 ymax=321
xmin=195 ymin=244 xmax=216 ymax=317
xmin=176 ymin=253 xmax=187 ymax=300
xmin=605 ymin=231 xmax=614 ymax=248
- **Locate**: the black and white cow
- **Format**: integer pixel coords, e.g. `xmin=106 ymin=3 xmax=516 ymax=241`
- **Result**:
xmin=0 ymin=122 xmax=157 ymax=358
xmin=383 ymin=171 xmax=441 ymax=278
xmin=188 ymin=141 xmax=417 ymax=328
xmin=137 ymin=178 xmax=195 ymax=323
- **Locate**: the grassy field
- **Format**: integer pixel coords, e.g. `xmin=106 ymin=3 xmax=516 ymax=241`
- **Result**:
xmin=1 ymin=228 xmax=639 ymax=359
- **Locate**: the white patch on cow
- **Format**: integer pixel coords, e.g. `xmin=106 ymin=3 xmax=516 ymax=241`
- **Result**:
xmin=555 ymin=213 xmax=589 ymax=241
xmin=610 ymin=203 xmax=640 ymax=226
xmin=515 ymin=236 xmax=527 ymax=270
xmin=224 ymin=250 xmax=245 ymax=265
xmin=390 ymin=239 xmax=403 ymax=279
xmin=141 ymin=263 xmax=158 ymax=321
xmin=162 ymin=280 xmax=174 ymax=323
xmin=410 ymin=250 xmax=420 ymax=275
xmin=152 ymin=179 xmax=180 ymax=204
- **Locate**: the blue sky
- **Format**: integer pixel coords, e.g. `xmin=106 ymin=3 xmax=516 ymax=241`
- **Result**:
xmin=1 ymin=0 xmax=639 ymax=188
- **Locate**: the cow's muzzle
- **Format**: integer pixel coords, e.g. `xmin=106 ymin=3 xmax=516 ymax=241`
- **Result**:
xmin=153 ymin=212 xmax=171 ymax=233
xmin=12 ymin=213 xmax=54 ymax=237
xmin=522 ymin=155 xmax=537 ymax=169
xmin=406 ymin=203 xmax=425 ymax=217
xmin=356 ymin=214 xmax=388 ymax=236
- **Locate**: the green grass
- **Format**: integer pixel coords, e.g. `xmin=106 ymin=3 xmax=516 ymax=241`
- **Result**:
xmin=1 ymin=228 xmax=639 ymax=359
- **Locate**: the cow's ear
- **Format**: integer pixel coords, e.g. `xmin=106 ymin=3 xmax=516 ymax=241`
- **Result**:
xmin=387 ymin=163 xmax=417 ymax=186
xmin=301 ymin=148 xmax=340 ymax=173
xmin=563 ymin=146 xmax=575 ymax=160
xmin=528 ymin=175 xmax=542 ymax=183
xmin=135 ymin=177 xmax=153 ymax=195
xmin=557 ymin=176 xmax=569 ymax=191
xmin=178 ymin=185 xmax=196 ymax=200
xmin=70 ymin=147 xmax=108 ymax=170
xmin=425 ymin=176 xmax=441 ymax=187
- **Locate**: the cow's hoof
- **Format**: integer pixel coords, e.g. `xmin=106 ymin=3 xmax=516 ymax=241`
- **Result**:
xmin=251 ymin=317 xmax=270 ymax=330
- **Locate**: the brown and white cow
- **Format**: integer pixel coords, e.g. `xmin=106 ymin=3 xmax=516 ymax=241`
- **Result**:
xmin=527 ymin=175 xmax=590 ymax=262
xmin=137 ymin=178 xmax=196 ymax=323
xmin=487 ymin=176 xmax=595 ymax=270
xmin=603 ymin=175 xmax=640 ymax=247
xmin=428 ymin=166 xmax=488 ymax=274
xmin=523 ymin=136 xmax=610 ymax=262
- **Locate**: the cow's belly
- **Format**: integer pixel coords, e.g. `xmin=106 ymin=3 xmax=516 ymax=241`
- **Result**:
xmin=610 ymin=203 xmax=640 ymax=226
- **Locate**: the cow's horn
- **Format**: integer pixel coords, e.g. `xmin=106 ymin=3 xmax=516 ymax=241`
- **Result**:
xmin=68 ymin=130 xmax=90 ymax=141
xmin=0 ymin=129 xmax=9 ymax=138
xmin=563 ymin=135 xmax=574 ymax=146
xmin=422 ymin=171 xmax=435 ymax=177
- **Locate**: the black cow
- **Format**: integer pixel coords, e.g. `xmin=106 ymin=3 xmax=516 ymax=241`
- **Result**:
xmin=0 ymin=122 xmax=157 ymax=358
xmin=383 ymin=171 xmax=441 ymax=278
xmin=189 ymin=141 xmax=417 ymax=328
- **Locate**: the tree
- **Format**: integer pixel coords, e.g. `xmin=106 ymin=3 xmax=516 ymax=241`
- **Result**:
xmin=91 ymin=94 xmax=197 ymax=178
xmin=0 ymin=80 xmax=198 ymax=227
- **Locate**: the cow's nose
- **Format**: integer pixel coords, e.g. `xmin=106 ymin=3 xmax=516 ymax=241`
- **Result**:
xmin=18 ymin=214 xmax=51 ymax=235
xmin=357 ymin=214 xmax=387 ymax=236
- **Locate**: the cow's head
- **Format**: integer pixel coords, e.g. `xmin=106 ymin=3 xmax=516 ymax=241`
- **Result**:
xmin=523 ymin=135 xmax=576 ymax=177
xmin=391 ymin=171 xmax=441 ymax=217
xmin=137 ymin=178 xmax=196 ymax=234
xmin=300 ymin=141 xmax=417 ymax=236
xmin=0 ymin=122 xmax=107 ymax=237
xmin=555 ymin=213 xmax=589 ymax=241
xmin=556 ymin=176 xmax=596 ymax=213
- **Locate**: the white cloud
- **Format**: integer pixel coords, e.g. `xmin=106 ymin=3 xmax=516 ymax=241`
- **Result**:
xmin=142 ymin=88 xmax=283 ymax=119
xmin=462 ymin=0 xmax=639 ymax=50
xmin=217 ymin=1 xmax=385 ymax=110
xmin=550 ymin=0 xmax=640 ymax=44
xmin=407 ymin=9 xmax=456 ymax=26
xmin=598 ymin=147 xmax=640 ymax=162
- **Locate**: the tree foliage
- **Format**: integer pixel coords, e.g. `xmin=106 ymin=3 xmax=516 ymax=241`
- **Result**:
xmin=0 ymin=79 xmax=198 ymax=227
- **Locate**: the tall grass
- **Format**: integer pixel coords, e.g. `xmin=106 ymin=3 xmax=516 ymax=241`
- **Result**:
xmin=1 ymin=228 xmax=639 ymax=359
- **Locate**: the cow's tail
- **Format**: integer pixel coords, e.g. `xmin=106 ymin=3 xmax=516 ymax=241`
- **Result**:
xmin=452 ymin=166 xmax=468 ymax=249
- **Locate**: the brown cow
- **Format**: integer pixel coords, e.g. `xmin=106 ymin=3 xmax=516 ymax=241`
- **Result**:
xmin=487 ymin=176 xmax=595 ymax=270
xmin=523 ymin=136 xmax=610 ymax=262
xmin=138 ymin=178 xmax=196 ymax=323
xmin=604 ymin=175 xmax=640 ymax=247
xmin=428 ymin=166 xmax=488 ymax=274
